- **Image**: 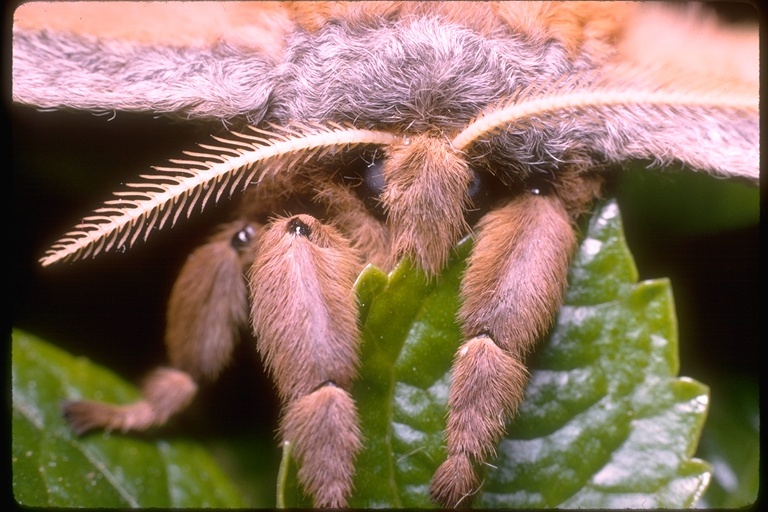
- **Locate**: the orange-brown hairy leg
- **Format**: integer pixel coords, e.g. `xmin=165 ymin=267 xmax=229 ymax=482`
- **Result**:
xmin=381 ymin=135 xmax=472 ymax=275
xmin=430 ymin=192 xmax=576 ymax=507
xmin=311 ymin=178 xmax=391 ymax=270
xmin=63 ymin=220 xmax=260 ymax=434
xmin=281 ymin=386 xmax=362 ymax=508
xmin=63 ymin=367 xmax=197 ymax=435
xmin=249 ymin=214 xmax=362 ymax=508
xmin=165 ymin=221 xmax=260 ymax=381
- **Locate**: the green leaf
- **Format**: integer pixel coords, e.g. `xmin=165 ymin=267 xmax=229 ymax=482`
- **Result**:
xmin=11 ymin=330 xmax=246 ymax=508
xmin=279 ymin=199 xmax=711 ymax=508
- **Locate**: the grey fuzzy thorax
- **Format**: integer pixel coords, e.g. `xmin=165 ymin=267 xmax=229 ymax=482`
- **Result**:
xmin=12 ymin=16 xmax=579 ymax=134
xmin=269 ymin=17 xmax=574 ymax=134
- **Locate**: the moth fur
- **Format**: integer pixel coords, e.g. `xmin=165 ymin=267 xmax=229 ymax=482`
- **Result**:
xmin=12 ymin=1 xmax=758 ymax=508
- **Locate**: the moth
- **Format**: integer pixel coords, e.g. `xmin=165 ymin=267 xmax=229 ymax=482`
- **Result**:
xmin=12 ymin=1 xmax=758 ymax=508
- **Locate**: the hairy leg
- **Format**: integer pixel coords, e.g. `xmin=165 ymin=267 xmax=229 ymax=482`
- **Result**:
xmin=430 ymin=192 xmax=576 ymax=507
xmin=63 ymin=220 xmax=259 ymax=433
xmin=249 ymin=214 xmax=362 ymax=507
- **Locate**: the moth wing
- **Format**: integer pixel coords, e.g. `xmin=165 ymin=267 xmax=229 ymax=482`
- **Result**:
xmin=611 ymin=4 xmax=759 ymax=182
xmin=616 ymin=3 xmax=758 ymax=87
xmin=12 ymin=1 xmax=293 ymax=120
xmin=488 ymin=2 xmax=759 ymax=183
xmin=13 ymin=1 xmax=293 ymax=51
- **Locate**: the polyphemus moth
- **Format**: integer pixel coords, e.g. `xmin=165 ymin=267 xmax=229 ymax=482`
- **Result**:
xmin=12 ymin=1 xmax=758 ymax=507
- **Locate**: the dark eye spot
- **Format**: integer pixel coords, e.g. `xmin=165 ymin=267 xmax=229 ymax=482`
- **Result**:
xmin=344 ymin=151 xmax=388 ymax=220
xmin=361 ymin=155 xmax=387 ymax=198
xmin=468 ymin=168 xmax=490 ymax=205
xmin=287 ymin=217 xmax=312 ymax=237
xmin=526 ymin=174 xmax=554 ymax=196
xmin=465 ymin=168 xmax=506 ymax=226
xmin=231 ymin=225 xmax=256 ymax=249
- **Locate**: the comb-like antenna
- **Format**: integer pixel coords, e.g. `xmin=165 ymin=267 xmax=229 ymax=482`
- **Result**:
xmin=40 ymin=123 xmax=401 ymax=267
xmin=452 ymin=66 xmax=758 ymax=182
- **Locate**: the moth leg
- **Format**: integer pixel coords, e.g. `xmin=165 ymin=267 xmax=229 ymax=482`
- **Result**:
xmin=63 ymin=221 xmax=260 ymax=434
xmin=63 ymin=367 xmax=197 ymax=435
xmin=250 ymin=214 xmax=362 ymax=508
xmin=430 ymin=192 xmax=576 ymax=507
xmin=164 ymin=221 xmax=260 ymax=381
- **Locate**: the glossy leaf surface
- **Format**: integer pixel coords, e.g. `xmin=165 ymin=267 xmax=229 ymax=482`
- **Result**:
xmin=11 ymin=330 xmax=246 ymax=508
xmin=280 ymin=200 xmax=712 ymax=508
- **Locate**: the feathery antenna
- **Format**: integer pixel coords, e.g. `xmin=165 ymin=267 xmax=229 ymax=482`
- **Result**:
xmin=40 ymin=123 xmax=400 ymax=266
xmin=452 ymin=66 xmax=758 ymax=181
